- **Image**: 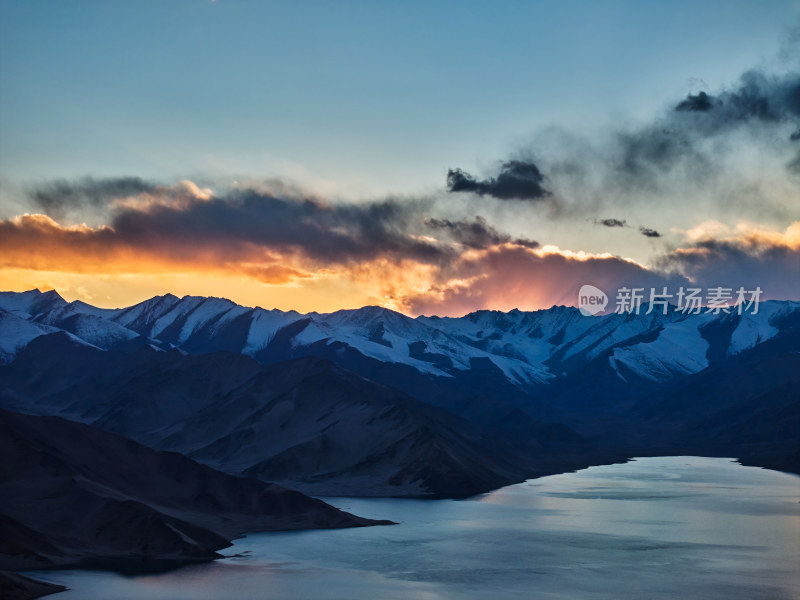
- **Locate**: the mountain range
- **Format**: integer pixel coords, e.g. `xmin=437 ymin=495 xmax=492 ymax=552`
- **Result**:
xmin=1 ymin=288 xmax=798 ymax=485
xmin=3 ymin=288 xmax=796 ymax=388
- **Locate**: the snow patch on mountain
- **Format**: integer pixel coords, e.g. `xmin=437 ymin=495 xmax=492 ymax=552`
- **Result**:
xmin=0 ymin=309 xmax=103 ymax=363
xmin=112 ymin=294 xmax=182 ymax=335
xmin=52 ymin=313 xmax=140 ymax=350
xmin=242 ymin=308 xmax=303 ymax=354
xmin=311 ymin=306 xmax=552 ymax=383
xmin=67 ymin=299 xmax=120 ymax=319
xmin=0 ymin=289 xmax=66 ymax=319
xmin=420 ymin=306 xmax=594 ymax=366
xmin=162 ymin=296 xmax=250 ymax=345
xmin=727 ymin=301 xmax=800 ymax=356
xmin=609 ymin=316 xmax=710 ymax=382
xmin=0 ymin=309 xmax=61 ymax=363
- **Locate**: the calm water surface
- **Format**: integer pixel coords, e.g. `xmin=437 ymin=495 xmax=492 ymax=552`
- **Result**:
xmin=28 ymin=457 xmax=800 ymax=599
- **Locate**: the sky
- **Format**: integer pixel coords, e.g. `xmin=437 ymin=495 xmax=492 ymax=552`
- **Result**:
xmin=0 ymin=0 xmax=799 ymax=315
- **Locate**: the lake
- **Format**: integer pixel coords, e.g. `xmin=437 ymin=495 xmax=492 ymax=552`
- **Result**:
xmin=27 ymin=456 xmax=800 ymax=599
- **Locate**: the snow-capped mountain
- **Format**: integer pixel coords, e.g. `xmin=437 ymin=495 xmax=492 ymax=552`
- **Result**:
xmin=0 ymin=289 xmax=796 ymax=390
xmin=0 ymin=309 xmax=62 ymax=364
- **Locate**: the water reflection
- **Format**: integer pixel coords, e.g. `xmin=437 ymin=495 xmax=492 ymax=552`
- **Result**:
xmin=28 ymin=457 xmax=800 ymax=600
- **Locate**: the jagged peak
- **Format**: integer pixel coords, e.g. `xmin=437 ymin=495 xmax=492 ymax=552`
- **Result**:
xmin=179 ymin=294 xmax=236 ymax=306
xmin=38 ymin=289 xmax=65 ymax=301
xmin=321 ymin=304 xmax=409 ymax=323
xmin=0 ymin=288 xmax=67 ymax=317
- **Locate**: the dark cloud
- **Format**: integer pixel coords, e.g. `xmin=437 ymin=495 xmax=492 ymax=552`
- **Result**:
xmin=512 ymin=238 xmax=540 ymax=249
xmin=29 ymin=176 xmax=156 ymax=217
xmin=426 ymin=216 xmax=538 ymax=249
xmin=675 ymin=91 xmax=718 ymax=112
xmin=446 ymin=160 xmax=551 ymax=201
xmin=656 ymin=236 xmax=800 ymax=301
xmin=596 ymin=218 xmax=627 ymax=228
xmin=110 ymin=189 xmax=448 ymax=265
xmin=598 ymin=69 xmax=800 ymax=198
xmin=592 ymin=219 xmax=661 ymax=237
xmin=639 ymin=226 xmax=662 ymax=238
xmin=614 ymin=127 xmax=703 ymax=185
xmin=14 ymin=179 xmax=457 ymax=268
xmin=672 ymin=70 xmax=800 ymax=125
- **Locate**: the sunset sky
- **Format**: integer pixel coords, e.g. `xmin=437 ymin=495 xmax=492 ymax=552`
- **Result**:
xmin=1 ymin=1 xmax=799 ymax=315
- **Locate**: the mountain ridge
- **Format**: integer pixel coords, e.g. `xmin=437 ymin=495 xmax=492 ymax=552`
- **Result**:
xmin=2 ymin=289 xmax=796 ymax=390
xmin=0 ymin=408 xmax=391 ymax=580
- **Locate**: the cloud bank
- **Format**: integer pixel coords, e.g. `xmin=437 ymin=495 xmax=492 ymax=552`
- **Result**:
xmin=2 ymin=174 xmax=797 ymax=314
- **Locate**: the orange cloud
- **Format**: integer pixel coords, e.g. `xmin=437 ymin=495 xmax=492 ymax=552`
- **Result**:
xmin=657 ymin=221 xmax=800 ymax=299
xmin=0 ymin=213 xmax=314 ymax=285
xmin=680 ymin=220 xmax=800 ymax=250
xmin=399 ymin=244 xmax=686 ymax=316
